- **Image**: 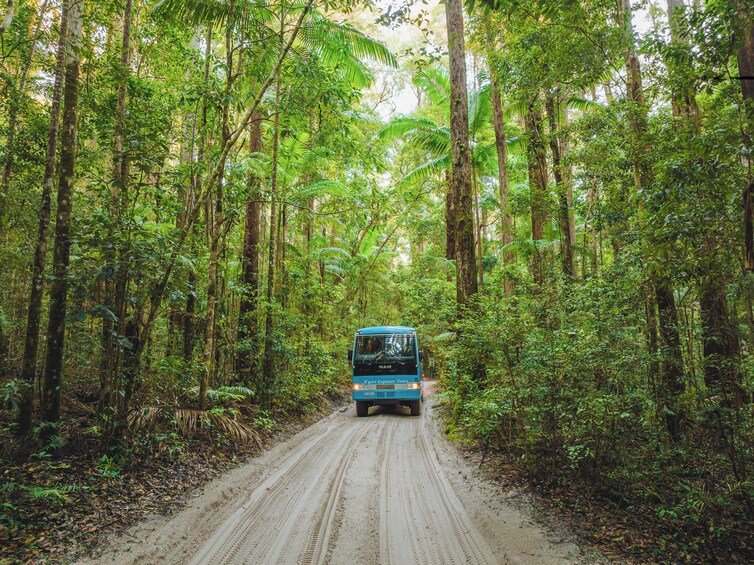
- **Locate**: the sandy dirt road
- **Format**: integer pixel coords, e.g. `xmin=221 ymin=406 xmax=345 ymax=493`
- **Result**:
xmin=78 ymin=394 xmax=582 ymax=565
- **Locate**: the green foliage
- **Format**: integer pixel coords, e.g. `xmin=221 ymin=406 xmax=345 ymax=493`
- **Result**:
xmin=1 ymin=482 xmax=80 ymax=505
xmin=1 ymin=380 xmax=22 ymax=414
xmin=95 ymin=455 xmax=122 ymax=478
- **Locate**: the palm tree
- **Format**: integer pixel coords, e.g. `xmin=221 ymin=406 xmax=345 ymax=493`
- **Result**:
xmin=381 ymin=66 xmax=513 ymax=286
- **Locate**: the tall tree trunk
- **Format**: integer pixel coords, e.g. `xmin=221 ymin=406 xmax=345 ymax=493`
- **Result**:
xmin=562 ymin=115 xmax=578 ymax=273
xmin=42 ymin=0 xmax=83 ymax=426
xmin=183 ymin=29 xmax=211 ymax=367
xmin=445 ymin=0 xmax=478 ymax=308
xmin=100 ymin=0 xmax=134 ymax=421
xmin=700 ymin=280 xmax=742 ymax=405
xmin=737 ymin=6 xmax=754 ymax=270
xmin=238 ymin=114 xmax=262 ymax=387
xmin=525 ymin=99 xmax=548 ymax=286
xmin=655 ymin=282 xmax=685 ymax=440
xmin=261 ymin=80 xmax=282 ymax=408
xmin=179 ymin=48 xmax=199 ymax=365
xmin=0 ymin=0 xmax=14 ymax=35
xmin=473 ymin=167 xmax=483 ymax=288
xmin=585 ymin=179 xmax=598 ymax=277
xmin=546 ymin=93 xmax=574 ymax=279
xmin=490 ymin=74 xmax=515 ymax=294
xmin=17 ymin=0 xmax=68 ymax=434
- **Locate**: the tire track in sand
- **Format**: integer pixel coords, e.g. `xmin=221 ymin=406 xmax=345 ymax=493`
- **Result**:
xmin=189 ymin=418 xmax=371 ymax=565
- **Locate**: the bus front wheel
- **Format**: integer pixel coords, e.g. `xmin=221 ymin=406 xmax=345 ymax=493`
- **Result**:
xmin=409 ymin=400 xmax=421 ymax=416
xmin=356 ymin=401 xmax=369 ymax=417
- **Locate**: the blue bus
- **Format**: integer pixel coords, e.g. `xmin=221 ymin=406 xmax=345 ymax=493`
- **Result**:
xmin=348 ymin=326 xmax=423 ymax=417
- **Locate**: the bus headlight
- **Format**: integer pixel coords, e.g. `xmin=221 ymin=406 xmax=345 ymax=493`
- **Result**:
xmin=353 ymin=384 xmax=363 ymax=391
xmin=407 ymin=382 xmax=420 ymax=390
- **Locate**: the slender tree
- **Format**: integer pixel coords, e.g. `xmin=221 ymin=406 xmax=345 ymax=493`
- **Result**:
xmin=737 ymin=4 xmax=754 ymax=271
xmin=262 ymin=81 xmax=282 ymax=408
xmin=17 ymin=0 xmax=69 ymax=433
xmin=490 ymin=73 xmax=515 ymax=293
xmin=238 ymin=114 xmax=263 ymax=387
xmin=525 ymin=98 xmax=549 ymax=286
xmin=445 ymin=0 xmax=478 ymax=307
xmin=42 ymin=0 xmax=83 ymax=426
xmin=546 ymin=93 xmax=575 ymax=278
xmin=100 ymin=0 xmax=134 ymax=420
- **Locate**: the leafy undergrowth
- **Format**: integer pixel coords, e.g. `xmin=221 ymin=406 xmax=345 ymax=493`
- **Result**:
xmin=435 ymin=396 xmax=754 ymax=564
xmin=0 ymin=392 xmax=348 ymax=565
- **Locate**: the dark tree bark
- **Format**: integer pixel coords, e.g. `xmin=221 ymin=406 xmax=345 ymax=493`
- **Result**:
xmin=238 ymin=114 xmax=263 ymax=386
xmin=655 ymin=283 xmax=685 ymax=440
xmin=490 ymin=74 xmax=515 ymax=294
xmin=545 ymin=93 xmax=575 ymax=279
xmin=736 ymin=6 xmax=754 ymax=270
xmin=700 ymin=281 xmax=743 ymax=404
xmin=445 ymin=0 xmax=478 ymax=308
xmin=178 ymin=39 xmax=199 ymax=365
xmin=525 ymin=99 xmax=549 ymax=286
xmin=42 ymin=0 xmax=83 ymax=425
xmin=17 ymin=0 xmax=69 ymax=434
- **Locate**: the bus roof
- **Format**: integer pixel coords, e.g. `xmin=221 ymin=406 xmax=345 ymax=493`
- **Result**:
xmin=356 ymin=325 xmax=416 ymax=335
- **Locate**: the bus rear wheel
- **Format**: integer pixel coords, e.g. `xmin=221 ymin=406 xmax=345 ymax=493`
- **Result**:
xmin=356 ymin=401 xmax=369 ymax=417
xmin=409 ymin=400 xmax=421 ymax=416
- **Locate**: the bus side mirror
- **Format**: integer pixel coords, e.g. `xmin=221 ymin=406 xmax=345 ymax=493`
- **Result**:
xmin=419 ymin=351 xmax=424 ymax=362
xmin=348 ymin=349 xmax=353 ymax=362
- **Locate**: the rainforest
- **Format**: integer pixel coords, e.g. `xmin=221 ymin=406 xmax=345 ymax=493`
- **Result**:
xmin=1 ymin=0 xmax=753 ymax=562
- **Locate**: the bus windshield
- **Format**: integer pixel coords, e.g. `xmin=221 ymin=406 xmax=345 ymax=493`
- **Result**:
xmin=353 ymin=333 xmax=416 ymax=364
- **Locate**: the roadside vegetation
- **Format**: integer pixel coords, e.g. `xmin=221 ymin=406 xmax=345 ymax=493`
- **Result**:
xmin=1 ymin=0 xmax=753 ymax=562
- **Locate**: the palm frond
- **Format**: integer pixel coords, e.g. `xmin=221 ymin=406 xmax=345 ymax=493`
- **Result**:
xmin=297 ymin=11 xmax=396 ymax=87
xmin=413 ymin=67 xmax=450 ymax=109
xmin=469 ymin=83 xmax=492 ymax=137
xmin=504 ymin=100 xmax=528 ymax=122
xmin=506 ymin=135 xmax=526 ymax=155
xmin=472 ymin=142 xmax=498 ymax=174
xmin=128 ymin=406 xmax=162 ymax=431
xmin=409 ymin=128 xmax=452 ymax=155
xmin=379 ymin=116 xmax=440 ymax=140
xmin=292 ymin=179 xmax=349 ymax=200
xmin=153 ymin=0 xmax=272 ymax=27
xmin=402 ymin=155 xmax=451 ymax=185
xmin=313 ymin=246 xmax=352 ymax=260
xmin=174 ymin=408 xmax=261 ymax=445
xmin=565 ymin=96 xmax=604 ymax=113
